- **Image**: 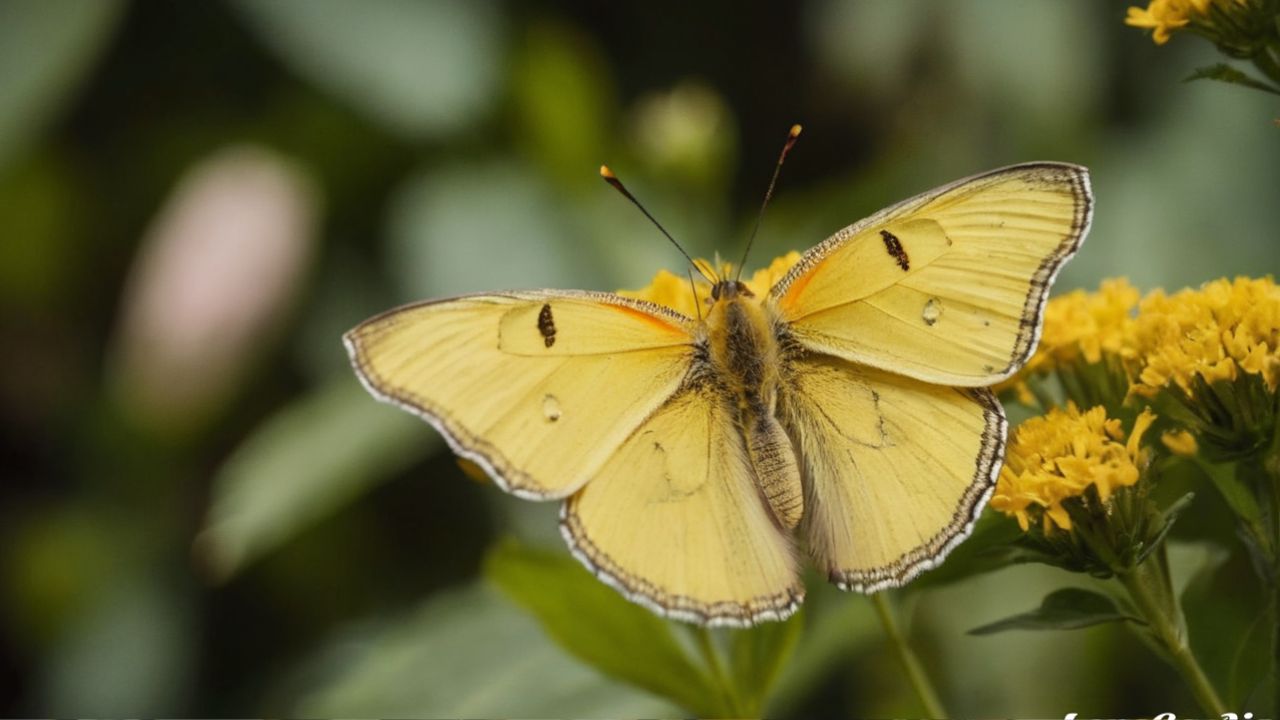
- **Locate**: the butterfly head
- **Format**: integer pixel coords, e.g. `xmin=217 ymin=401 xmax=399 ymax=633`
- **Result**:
xmin=710 ymin=279 xmax=754 ymax=303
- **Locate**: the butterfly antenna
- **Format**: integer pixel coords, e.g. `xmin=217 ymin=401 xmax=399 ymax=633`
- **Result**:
xmin=736 ymin=123 xmax=802 ymax=282
xmin=600 ymin=165 xmax=717 ymax=284
xmin=686 ymin=267 xmax=704 ymax=321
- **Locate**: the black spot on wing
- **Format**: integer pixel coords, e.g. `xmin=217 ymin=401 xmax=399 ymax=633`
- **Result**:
xmin=879 ymin=229 xmax=910 ymax=271
xmin=537 ymin=303 xmax=556 ymax=347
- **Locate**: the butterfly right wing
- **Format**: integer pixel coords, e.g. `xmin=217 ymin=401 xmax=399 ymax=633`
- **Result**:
xmin=562 ymin=385 xmax=804 ymax=626
xmin=772 ymin=163 xmax=1090 ymax=386
xmin=344 ymin=291 xmax=695 ymax=499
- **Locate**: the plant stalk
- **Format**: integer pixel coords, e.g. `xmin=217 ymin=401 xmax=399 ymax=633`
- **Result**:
xmin=871 ymin=592 xmax=947 ymax=719
xmin=1117 ymin=553 xmax=1227 ymax=717
xmin=692 ymin=626 xmax=742 ymax=716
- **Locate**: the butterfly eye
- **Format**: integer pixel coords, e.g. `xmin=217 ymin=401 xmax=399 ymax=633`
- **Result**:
xmin=710 ymin=284 xmax=721 ymax=301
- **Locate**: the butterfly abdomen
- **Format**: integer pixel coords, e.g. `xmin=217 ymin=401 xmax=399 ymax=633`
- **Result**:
xmin=746 ymin=414 xmax=804 ymax=529
xmin=705 ymin=292 xmax=804 ymax=530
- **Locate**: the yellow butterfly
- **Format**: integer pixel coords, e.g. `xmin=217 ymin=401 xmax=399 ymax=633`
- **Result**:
xmin=345 ymin=128 xmax=1091 ymax=626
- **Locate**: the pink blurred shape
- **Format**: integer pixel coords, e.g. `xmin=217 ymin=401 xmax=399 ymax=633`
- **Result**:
xmin=110 ymin=145 xmax=320 ymax=436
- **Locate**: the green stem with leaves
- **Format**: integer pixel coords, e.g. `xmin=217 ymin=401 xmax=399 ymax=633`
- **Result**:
xmin=1116 ymin=550 xmax=1227 ymax=717
xmin=871 ymin=592 xmax=947 ymax=719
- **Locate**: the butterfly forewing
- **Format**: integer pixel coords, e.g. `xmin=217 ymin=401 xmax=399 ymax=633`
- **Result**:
xmin=345 ymin=291 xmax=695 ymax=499
xmin=773 ymin=163 xmax=1091 ymax=386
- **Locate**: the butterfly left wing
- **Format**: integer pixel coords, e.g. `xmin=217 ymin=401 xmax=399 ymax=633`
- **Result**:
xmin=562 ymin=385 xmax=804 ymax=626
xmin=772 ymin=163 xmax=1091 ymax=386
xmin=345 ymin=291 xmax=695 ymax=499
xmin=779 ymin=353 xmax=1004 ymax=591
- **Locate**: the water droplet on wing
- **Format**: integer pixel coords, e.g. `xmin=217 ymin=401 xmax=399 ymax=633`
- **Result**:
xmin=542 ymin=394 xmax=562 ymax=422
xmin=922 ymin=298 xmax=942 ymax=326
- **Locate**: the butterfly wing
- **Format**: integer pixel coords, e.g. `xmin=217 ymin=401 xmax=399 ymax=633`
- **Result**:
xmin=345 ymin=291 xmax=695 ymax=499
xmin=772 ymin=162 xmax=1091 ymax=386
xmin=779 ymin=354 xmax=1004 ymax=590
xmin=562 ymin=386 xmax=803 ymax=626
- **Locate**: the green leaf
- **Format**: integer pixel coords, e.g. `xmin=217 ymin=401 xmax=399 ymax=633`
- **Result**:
xmin=485 ymin=540 xmax=721 ymax=715
xmin=729 ymin=611 xmax=804 ymax=714
xmin=1231 ymin=461 xmax=1280 ymax=577
xmin=0 ymin=0 xmax=124 ymax=172
xmin=1136 ymin=492 xmax=1195 ymax=566
xmin=232 ymin=0 xmax=503 ymax=138
xmin=1178 ymin=542 xmax=1272 ymax=706
xmin=292 ymin=583 xmax=676 ymax=717
xmin=1202 ymin=459 xmax=1266 ymax=529
xmin=196 ymin=377 xmax=434 ymax=580
xmin=1169 ymin=541 xmax=1228 ymax=602
xmin=1184 ymin=63 xmax=1280 ymax=96
xmin=969 ymin=587 xmax=1140 ymax=635
xmin=1228 ymin=602 xmax=1276 ymax=706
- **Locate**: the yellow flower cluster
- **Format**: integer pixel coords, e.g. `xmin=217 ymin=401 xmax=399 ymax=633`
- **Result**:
xmin=618 ymin=251 xmax=802 ymax=317
xmin=1125 ymin=0 xmax=1249 ymax=44
xmin=991 ymin=405 xmax=1156 ymax=533
xmin=1028 ymin=279 xmax=1140 ymax=375
xmin=1131 ymin=276 xmax=1280 ymax=397
xmin=1011 ymin=276 xmax=1279 ymax=405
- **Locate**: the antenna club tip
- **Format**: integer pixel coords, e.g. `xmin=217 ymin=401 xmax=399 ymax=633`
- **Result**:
xmin=599 ymin=165 xmax=615 ymax=179
xmin=789 ymin=124 xmax=803 ymax=137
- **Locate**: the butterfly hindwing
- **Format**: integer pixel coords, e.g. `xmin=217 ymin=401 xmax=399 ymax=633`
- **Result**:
xmin=773 ymin=162 xmax=1091 ymax=386
xmin=345 ymin=291 xmax=695 ymax=499
xmin=779 ymin=354 xmax=1005 ymax=590
xmin=561 ymin=386 xmax=804 ymax=626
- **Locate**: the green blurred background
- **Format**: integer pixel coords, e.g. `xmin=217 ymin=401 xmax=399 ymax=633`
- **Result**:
xmin=1 ymin=0 xmax=1277 ymax=715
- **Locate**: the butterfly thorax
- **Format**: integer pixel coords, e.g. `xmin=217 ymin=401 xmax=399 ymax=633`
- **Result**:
xmin=704 ymin=283 xmax=804 ymax=530
xmin=705 ymin=285 xmax=776 ymax=411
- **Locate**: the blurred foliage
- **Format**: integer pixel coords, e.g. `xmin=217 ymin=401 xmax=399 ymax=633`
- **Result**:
xmin=1 ymin=0 xmax=1278 ymax=716
xmin=232 ymin=0 xmax=503 ymax=139
xmin=196 ymin=377 xmax=431 ymax=579
xmin=289 ymin=582 xmax=676 ymax=717
xmin=0 ymin=0 xmax=124 ymax=173
xmin=968 ymin=587 xmax=1141 ymax=635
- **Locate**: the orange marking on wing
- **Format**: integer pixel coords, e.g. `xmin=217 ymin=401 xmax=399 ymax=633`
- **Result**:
xmin=780 ymin=256 xmax=825 ymax=313
xmin=608 ymin=303 xmax=686 ymax=336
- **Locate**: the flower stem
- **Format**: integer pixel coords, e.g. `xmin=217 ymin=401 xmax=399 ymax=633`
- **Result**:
xmin=1117 ymin=553 xmax=1227 ymax=716
xmin=871 ymin=592 xmax=947 ymax=719
xmin=692 ymin=626 xmax=743 ymax=716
